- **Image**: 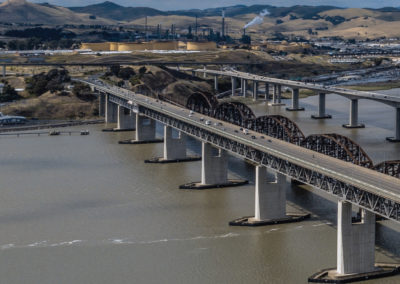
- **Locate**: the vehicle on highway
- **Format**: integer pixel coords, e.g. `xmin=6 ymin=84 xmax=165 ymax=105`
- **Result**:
xmin=243 ymin=129 xmax=249 ymax=135
xmin=0 ymin=112 xmax=27 ymax=126
xmin=251 ymin=135 xmax=256 ymax=139
xmin=205 ymin=120 xmax=211 ymax=125
xmin=200 ymin=117 xmax=204 ymax=121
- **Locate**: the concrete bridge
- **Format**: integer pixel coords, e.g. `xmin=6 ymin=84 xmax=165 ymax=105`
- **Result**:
xmin=78 ymin=78 xmax=400 ymax=283
xmin=195 ymin=68 xmax=400 ymax=142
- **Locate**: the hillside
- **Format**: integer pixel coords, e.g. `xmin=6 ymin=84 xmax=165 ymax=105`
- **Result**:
xmin=0 ymin=0 xmax=114 ymax=25
xmin=69 ymin=1 xmax=165 ymax=21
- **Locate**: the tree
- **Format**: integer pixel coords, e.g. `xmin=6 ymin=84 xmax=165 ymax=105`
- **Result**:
xmin=118 ymin=67 xmax=135 ymax=80
xmin=0 ymin=83 xmax=21 ymax=102
xmin=110 ymin=64 xmax=121 ymax=76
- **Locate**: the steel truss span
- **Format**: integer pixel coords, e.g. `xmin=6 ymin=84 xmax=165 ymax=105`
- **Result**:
xmin=80 ymin=80 xmax=400 ymax=222
xmin=374 ymin=161 xmax=400 ymax=178
xmin=301 ymin=134 xmax=374 ymax=168
xmin=139 ymin=106 xmax=400 ymax=223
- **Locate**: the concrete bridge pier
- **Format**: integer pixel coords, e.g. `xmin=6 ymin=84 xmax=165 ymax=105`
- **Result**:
xmin=252 ymin=81 xmax=259 ymax=101
xmin=105 ymin=94 xmax=117 ymax=123
xmin=229 ymin=166 xmax=309 ymax=226
xmin=264 ymin=83 xmax=269 ymax=101
xmin=311 ymin=93 xmax=332 ymax=119
xmin=231 ymin=77 xmax=237 ymax=96
xmin=180 ymin=142 xmax=247 ymax=189
xmin=343 ymin=99 xmax=365 ymax=128
xmin=2 ymin=65 xmax=5 ymax=78
xmin=214 ymin=75 xmax=218 ymax=91
xmin=286 ymin=88 xmax=305 ymax=111
xmin=269 ymin=84 xmax=285 ymax=106
xmin=308 ymin=201 xmax=399 ymax=282
xmin=145 ymin=126 xmax=201 ymax=163
xmin=203 ymin=65 xmax=207 ymax=78
xmin=119 ymin=114 xmax=163 ymax=144
xmin=98 ymin=93 xmax=105 ymax=117
xmin=386 ymin=107 xmax=400 ymax=142
xmin=115 ymin=105 xmax=136 ymax=131
xmin=242 ymin=79 xmax=247 ymax=97
xmin=191 ymin=70 xmax=196 ymax=77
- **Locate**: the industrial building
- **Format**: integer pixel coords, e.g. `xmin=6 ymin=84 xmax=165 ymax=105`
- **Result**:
xmin=80 ymin=41 xmax=217 ymax=52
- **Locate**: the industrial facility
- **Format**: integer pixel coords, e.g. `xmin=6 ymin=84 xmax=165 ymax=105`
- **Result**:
xmin=80 ymin=41 xmax=218 ymax=52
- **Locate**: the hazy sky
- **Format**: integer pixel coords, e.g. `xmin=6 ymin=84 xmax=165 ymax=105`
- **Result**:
xmin=26 ymin=0 xmax=400 ymax=10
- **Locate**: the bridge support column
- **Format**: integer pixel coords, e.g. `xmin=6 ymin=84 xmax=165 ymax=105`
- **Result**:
xmin=242 ymin=79 xmax=247 ymax=97
xmin=230 ymin=166 xmax=310 ymax=226
xmin=286 ymin=88 xmax=304 ymax=111
xmin=203 ymin=65 xmax=207 ymax=78
xmin=2 ymin=65 xmax=5 ymax=78
xmin=269 ymin=85 xmax=285 ymax=106
xmin=98 ymin=93 xmax=105 ymax=117
xmin=337 ymin=201 xmax=375 ymax=275
xmin=105 ymin=94 xmax=117 ymax=123
xmin=264 ymin=83 xmax=269 ymax=101
xmin=311 ymin=93 xmax=332 ymax=119
xmin=343 ymin=99 xmax=365 ymax=128
xmin=119 ymin=114 xmax=163 ymax=144
xmin=309 ymin=201 xmax=400 ymax=282
xmin=180 ymin=143 xmax=247 ymax=189
xmin=231 ymin=77 xmax=237 ymax=97
xmin=252 ymin=81 xmax=258 ymax=101
xmin=214 ymin=75 xmax=218 ymax=91
xmin=145 ymin=126 xmax=201 ymax=163
xmin=115 ymin=105 xmax=135 ymax=131
xmin=386 ymin=107 xmax=400 ymax=142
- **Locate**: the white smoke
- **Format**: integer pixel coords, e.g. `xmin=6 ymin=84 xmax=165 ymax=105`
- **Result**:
xmin=244 ymin=9 xmax=270 ymax=29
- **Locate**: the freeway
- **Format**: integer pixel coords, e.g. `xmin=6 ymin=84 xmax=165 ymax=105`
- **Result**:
xmin=0 ymin=62 xmax=257 ymax=67
xmin=197 ymin=69 xmax=400 ymax=107
xmin=79 ymin=79 xmax=400 ymax=208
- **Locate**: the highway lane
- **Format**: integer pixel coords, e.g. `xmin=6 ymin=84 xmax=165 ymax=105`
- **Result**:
xmin=197 ymin=69 xmax=400 ymax=106
xmin=80 ymin=80 xmax=400 ymax=205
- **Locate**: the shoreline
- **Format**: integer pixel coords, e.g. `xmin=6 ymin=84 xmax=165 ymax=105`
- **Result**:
xmin=0 ymin=119 xmax=104 ymax=133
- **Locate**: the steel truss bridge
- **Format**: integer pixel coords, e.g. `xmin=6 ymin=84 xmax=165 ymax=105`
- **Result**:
xmin=79 ymin=79 xmax=400 ymax=223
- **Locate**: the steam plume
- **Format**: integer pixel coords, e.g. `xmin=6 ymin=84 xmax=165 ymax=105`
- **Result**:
xmin=244 ymin=9 xmax=270 ymax=29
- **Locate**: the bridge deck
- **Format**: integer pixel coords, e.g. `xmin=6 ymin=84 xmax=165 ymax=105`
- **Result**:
xmin=86 ymin=80 xmax=400 ymax=204
xmin=198 ymin=69 xmax=400 ymax=106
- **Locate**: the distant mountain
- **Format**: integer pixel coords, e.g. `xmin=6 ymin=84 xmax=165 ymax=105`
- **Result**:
xmin=0 ymin=0 xmax=114 ymax=25
xmin=67 ymin=2 xmax=341 ymax=21
xmin=69 ymin=1 xmax=165 ymax=21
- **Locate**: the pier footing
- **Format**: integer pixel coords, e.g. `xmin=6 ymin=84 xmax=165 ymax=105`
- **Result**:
xmin=229 ymin=213 xmax=310 ymax=227
xmin=268 ymin=103 xmax=286 ymax=106
xmin=342 ymin=124 xmax=365 ymax=129
xmin=286 ymin=107 xmax=305 ymax=112
xmin=119 ymin=139 xmax=164 ymax=145
xmin=102 ymin=128 xmax=135 ymax=132
xmin=311 ymin=115 xmax=332 ymax=119
xmin=145 ymin=156 xmax=201 ymax=164
xmin=179 ymin=179 xmax=248 ymax=190
xmin=386 ymin=137 xmax=400 ymax=143
xmin=308 ymin=263 xmax=400 ymax=283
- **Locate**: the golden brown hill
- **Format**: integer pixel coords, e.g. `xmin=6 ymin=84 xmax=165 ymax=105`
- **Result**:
xmin=0 ymin=0 xmax=114 ymax=25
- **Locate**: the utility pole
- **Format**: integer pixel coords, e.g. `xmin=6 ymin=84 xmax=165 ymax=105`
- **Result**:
xmin=145 ymin=16 xmax=148 ymax=41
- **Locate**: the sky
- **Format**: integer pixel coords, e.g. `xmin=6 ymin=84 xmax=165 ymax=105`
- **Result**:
xmin=25 ymin=0 xmax=400 ymax=10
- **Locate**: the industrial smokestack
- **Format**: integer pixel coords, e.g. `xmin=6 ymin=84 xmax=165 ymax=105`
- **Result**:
xmin=222 ymin=9 xmax=225 ymax=37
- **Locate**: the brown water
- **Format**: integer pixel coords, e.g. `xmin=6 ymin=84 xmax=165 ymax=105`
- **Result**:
xmin=0 ymin=91 xmax=399 ymax=284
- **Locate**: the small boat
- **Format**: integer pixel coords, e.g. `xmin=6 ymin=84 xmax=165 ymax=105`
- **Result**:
xmin=80 ymin=130 xmax=90 ymax=135
xmin=49 ymin=130 xmax=60 ymax=136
